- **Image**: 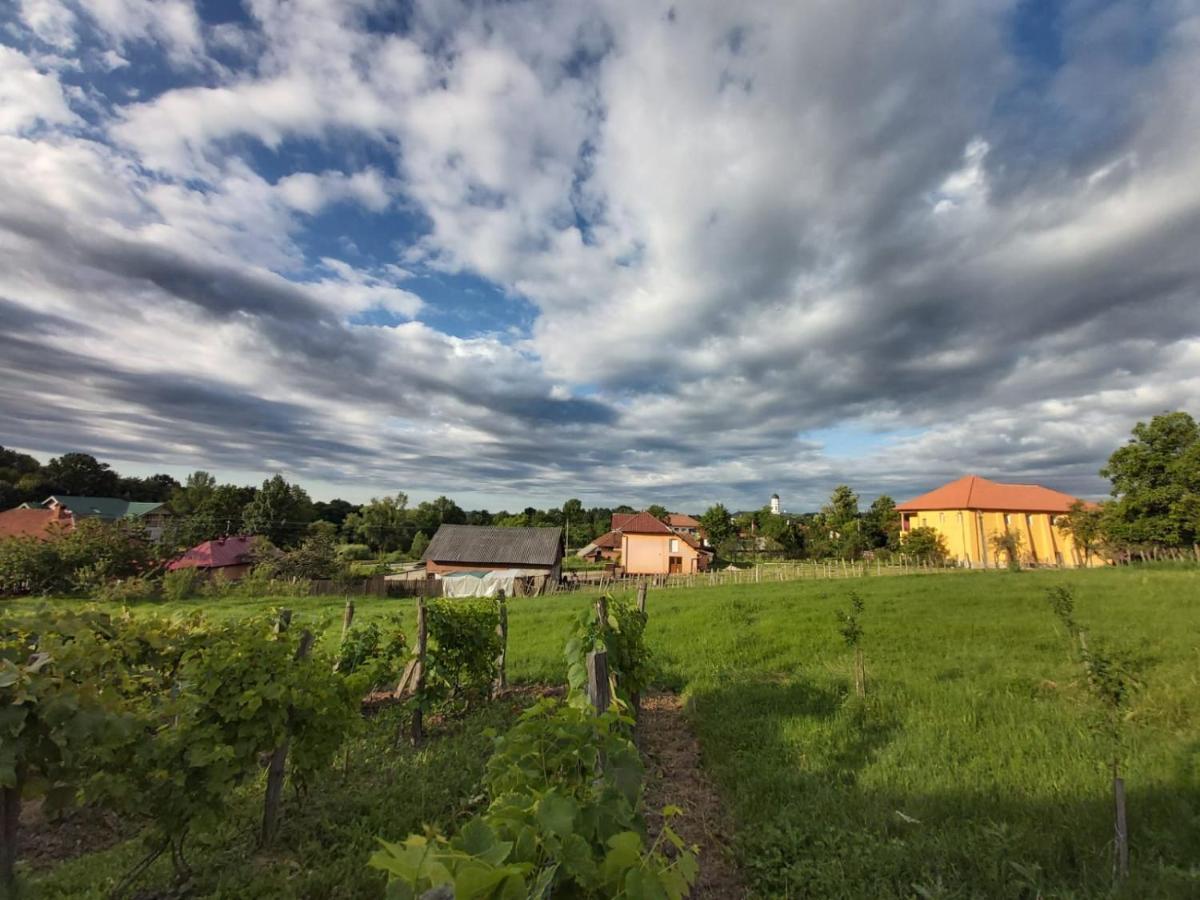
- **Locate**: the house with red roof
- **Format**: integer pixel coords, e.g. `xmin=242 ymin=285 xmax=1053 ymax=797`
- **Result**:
xmin=167 ymin=535 xmax=258 ymax=580
xmin=896 ymin=475 xmax=1100 ymax=568
xmin=612 ymin=511 xmax=712 ymax=575
xmin=0 ymin=504 xmax=73 ymax=541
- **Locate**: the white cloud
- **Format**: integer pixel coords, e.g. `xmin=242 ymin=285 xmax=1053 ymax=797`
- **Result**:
xmin=18 ymin=0 xmax=78 ymax=48
xmin=0 ymin=45 xmax=78 ymax=133
xmin=2 ymin=0 xmax=1200 ymax=509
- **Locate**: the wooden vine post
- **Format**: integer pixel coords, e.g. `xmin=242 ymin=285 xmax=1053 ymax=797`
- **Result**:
xmin=587 ymin=595 xmax=612 ymax=711
xmin=412 ymin=597 xmax=428 ymax=746
xmin=1 ymin=773 xmax=19 ymax=895
xmin=331 ymin=599 xmax=355 ymax=673
xmin=636 ymin=581 xmax=647 ymax=613
xmin=854 ymin=646 xmax=866 ymax=698
xmin=586 ymin=649 xmax=611 ymax=714
xmin=1114 ymin=766 xmax=1129 ymax=880
xmin=493 ymin=590 xmax=508 ymax=697
xmin=261 ymin=610 xmax=314 ymax=848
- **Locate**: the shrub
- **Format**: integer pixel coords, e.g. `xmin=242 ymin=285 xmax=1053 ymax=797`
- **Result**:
xmin=162 ymin=567 xmax=201 ymax=602
xmin=989 ymin=528 xmax=1024 ymax=571
xmin=0 ymin=535 xmax=64 ymax=595
xmin=200 ymin=569 xmax=235 ymax=598
xmin=336 ymin=543 xmax=373 ymax=561
xmin=60 ymin=519 xmax=156 ymax=594
xmin=335 ymin=619 xmax=408 ymax=691
xmin=902 ymin=525 xmax=950 ymax=563
xmin=425 ymin=599 xmax=502 ymax=705
xmin=94 ymin=576 xmax=160 ymax=604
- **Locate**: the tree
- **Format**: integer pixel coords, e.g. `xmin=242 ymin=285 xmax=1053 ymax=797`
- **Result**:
xmin=117 ymin=473 xmax=181 ymax=502
xmin=821 ymin=486 xmax=865 ymax=558
xmin=241 ymin=475 xmax=314 ymax=548
xmin=162 ymin=477 xmax=253 ymax=550
xmin=42 ymin=453 xmax=120 ymax=497
xmin=646 ymin=504 xmax=670 ymax=521
xmin=409 ymin=531 xmax=430 ymax=559
xmin=1100 ymin=411 xmax=1200 ymax=547
xmin=759 ymin=512 xmax=804 ymax=557
xmin=989 ymin=528 xmax=1025 ymax=571
xmin=1057 ymin=500 xmax=1107 ymax=566
xmin=345 ymin=495 xmax=409 ymax=553
xmin=699 ymin=504 xmax=734 ymax=550
xmin=313 ymin=498 xmax=358 ymax=529
xmin=902 ymin=525 xmax=949 ymax=563
xmin=861 ymin=496 xmax=899 ymax=550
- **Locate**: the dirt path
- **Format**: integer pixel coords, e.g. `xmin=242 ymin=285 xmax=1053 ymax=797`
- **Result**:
xmin=640 ymin=692 xmax=746 ymax=898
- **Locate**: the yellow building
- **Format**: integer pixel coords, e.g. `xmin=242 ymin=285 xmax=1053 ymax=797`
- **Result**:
xmin=896 ymin=475 xmax=1100 ymax=568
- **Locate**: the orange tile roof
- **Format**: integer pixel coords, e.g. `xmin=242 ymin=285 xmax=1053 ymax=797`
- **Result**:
xmin=896 ymin=475 xmax=1082 ymax=514
xmin=593 ymin=530 xmax=622 ymax=549
xmin=612 ymin=511 xmax=674 ymax=534
xmin=666 ymin=513 xmax=701 ymax=528
xmin=0 ymin=507 xmax=72 ymax=540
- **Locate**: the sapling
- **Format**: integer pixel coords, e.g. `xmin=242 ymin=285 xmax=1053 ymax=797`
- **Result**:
xmin=836 ymin=592 xmax=866 ymax=697
xmin=1045 ymin=586 xmax=1140 ymax=881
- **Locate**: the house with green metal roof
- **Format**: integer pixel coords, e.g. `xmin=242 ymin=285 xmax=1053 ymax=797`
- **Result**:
xmin=41 ymin=495 xmax=173 ymax=540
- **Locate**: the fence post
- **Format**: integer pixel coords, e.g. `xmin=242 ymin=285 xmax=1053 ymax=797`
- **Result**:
xmin=636 ymin=581 xmax=647 ymax=613
xmin=261 ymin=615 xmax=314 ymax=848
xmin=493 ymin=590 xmax=508 ymax=697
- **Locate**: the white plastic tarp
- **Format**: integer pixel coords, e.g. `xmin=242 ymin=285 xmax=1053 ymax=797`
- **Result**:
xmin=439 ymin=569 xmax=547 ymax=598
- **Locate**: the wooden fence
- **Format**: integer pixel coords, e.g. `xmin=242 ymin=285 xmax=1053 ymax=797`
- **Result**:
xmin=307 ymin=576 xmax=441 ymax=598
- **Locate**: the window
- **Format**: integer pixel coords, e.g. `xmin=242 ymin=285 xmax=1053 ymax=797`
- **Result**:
xmin=669 ymin=538 xmax=680 ymax=552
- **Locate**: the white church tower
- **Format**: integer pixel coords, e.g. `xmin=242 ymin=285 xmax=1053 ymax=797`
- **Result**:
xmin=769 ymin=493 xmax=781 ymax=515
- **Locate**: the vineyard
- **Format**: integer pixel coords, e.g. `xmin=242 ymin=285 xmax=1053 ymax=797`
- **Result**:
xmin=6 ymin=564 xmax=1200 ymax=898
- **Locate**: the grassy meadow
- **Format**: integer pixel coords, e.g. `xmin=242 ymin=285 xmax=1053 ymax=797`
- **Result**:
xmin=15 ymin=565 xmax=1200 ymax=898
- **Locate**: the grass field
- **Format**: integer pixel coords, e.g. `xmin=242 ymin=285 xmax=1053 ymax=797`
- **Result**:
xmin=15 ymin=566 xmax=1200 ymax=898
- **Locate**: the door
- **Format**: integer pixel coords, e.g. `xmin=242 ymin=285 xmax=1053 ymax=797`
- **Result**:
xmin=668 ymin=556 xmax=682 ymax=574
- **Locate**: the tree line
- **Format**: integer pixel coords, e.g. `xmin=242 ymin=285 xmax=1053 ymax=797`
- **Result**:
xmin=3 ymin=409 xmax=1196 ymax=563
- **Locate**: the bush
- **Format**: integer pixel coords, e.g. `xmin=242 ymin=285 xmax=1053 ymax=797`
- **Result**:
xmin=200 ymin=569 xmax=235 ymax=598
xmin=335 ymin=619 xmax=407 ymax=691
xmin=902 ymin=525 xmax=950 ymax=563
xmin=336 ymin=543 xmax=373 ymax=561
xmin=94 ymin=576 xmax=160 ymax=604
xmin=162 ymin=567 xmax=201 ymax=602
xmin=0 ymin=535 xmax=64 ymax=595
xmin=425 ymin=599 xmax=502 ymax=705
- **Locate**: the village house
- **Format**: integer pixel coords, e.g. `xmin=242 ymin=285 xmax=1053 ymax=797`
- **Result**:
xmin=665 ymin=513 xmax=706 ymax=543
xmin=423 ymin=524 xmax=563 ymax=595
xmin=38 ymin=495 xmax=173 ymax=541
xmin=0 ymin=504 xmax=73 ymax=540
xmin=167 ymin=535 xmax=258 ymax=581
xmin=614 ymin=511 xmax=712 ymax=575
xmin=896 ymin=475 xmax=1100 ymax=568
xmin=575 ymin=528 xmax=622 ymax=563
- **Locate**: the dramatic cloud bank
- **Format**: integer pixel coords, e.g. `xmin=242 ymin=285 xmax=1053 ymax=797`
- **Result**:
xmin=2 ymin=0 xmax=1198 ymax=508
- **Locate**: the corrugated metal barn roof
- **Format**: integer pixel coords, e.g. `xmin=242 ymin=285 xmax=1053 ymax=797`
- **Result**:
xmin=423 ymin=524 xmax=564 ymax=566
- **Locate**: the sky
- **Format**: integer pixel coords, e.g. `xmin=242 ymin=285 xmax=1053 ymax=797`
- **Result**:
xmin=1 ymin=0 xmax=1198 ymax=512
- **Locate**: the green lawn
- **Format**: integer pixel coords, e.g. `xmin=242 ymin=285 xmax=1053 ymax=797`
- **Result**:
xmin=14 ymin=566 xmax=1200 ymax=898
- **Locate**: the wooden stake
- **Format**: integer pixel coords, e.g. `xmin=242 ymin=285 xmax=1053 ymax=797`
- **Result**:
xmin=587 ymin=650 xmax=611 ymax=714
xmin=493 ymin=590 xmax=508 ymax=697
xmin=1 ymin=780 xmax=20 ymax=894
xmin=341 ymin=599 xmax=355 ymax=637
xmin=411 ymin=597 xmax=428 ymax=746
xmin=636 ymin=581 xmax=647 ymax=613
xmin=261 ymin=626 xmax=314 ymax=847
xmin=1113 ymin=771 xmax=1129 ymax=880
